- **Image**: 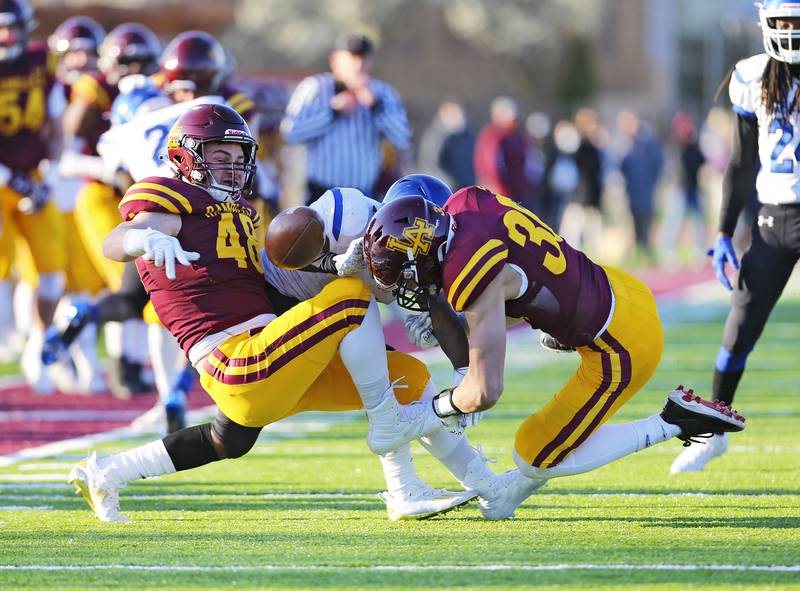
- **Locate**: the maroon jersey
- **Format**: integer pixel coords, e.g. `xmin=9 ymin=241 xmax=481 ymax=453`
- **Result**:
xmin=119 ymin=176 xmax=272 ymax=354
xmin=0 ymin=42 xmax=56 ymax=172
xmin=221 ymin=82 xmax=257 ymax=122
xmin=442 ymin=186 xmax=612 ymax=347
xmin=70 ymin=71 xmax=119 ymax=154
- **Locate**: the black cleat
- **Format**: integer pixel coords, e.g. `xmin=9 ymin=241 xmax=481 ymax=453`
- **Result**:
xmin=660 ymin=385 xmax=745 ymax=447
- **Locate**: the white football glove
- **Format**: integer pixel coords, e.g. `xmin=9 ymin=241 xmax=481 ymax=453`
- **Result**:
xmin=123 ymin=228 xmax=200 ymax=280
xmin=404 ymin=312 xmax=439 ymax=348
xmin=332 ymin=236 xmax=365 ymax=276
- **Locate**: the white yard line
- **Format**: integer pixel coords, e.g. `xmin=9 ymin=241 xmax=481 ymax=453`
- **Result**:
xmin=0 ymin=563 xmax=797 ymax=572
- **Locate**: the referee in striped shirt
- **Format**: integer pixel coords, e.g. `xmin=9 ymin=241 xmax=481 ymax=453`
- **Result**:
xmin=281 ymin=33 xmax=411 ymax=203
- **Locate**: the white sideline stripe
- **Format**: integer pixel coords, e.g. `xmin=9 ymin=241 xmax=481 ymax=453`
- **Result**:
xmin=1 ymin=491 xmax=794 ymax=501
xmin=17 ymin=463 xmax=76 ymax=471
xmin=0 ymin=564 xmax=797 ymax=573
xmin=0 ymin=505 xmax=51 ymax=510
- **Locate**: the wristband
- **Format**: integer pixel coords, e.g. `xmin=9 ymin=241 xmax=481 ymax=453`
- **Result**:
xmin=432 ymin=388 xmax=464 ymax=418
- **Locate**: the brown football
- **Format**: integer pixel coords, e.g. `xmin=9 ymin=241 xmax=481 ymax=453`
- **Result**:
xmin=265 ymin=206 xmax=326 ymax=270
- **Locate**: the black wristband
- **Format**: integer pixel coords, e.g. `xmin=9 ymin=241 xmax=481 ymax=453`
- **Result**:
xmin=432 ymin=388 xmax=464 ymax=418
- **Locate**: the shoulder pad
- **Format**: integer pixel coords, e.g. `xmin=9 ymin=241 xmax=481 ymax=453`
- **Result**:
xmin=729 ymin=54 xmax=768 ymax=119
xmin=119 ymin=176 xmax=197 ymax=221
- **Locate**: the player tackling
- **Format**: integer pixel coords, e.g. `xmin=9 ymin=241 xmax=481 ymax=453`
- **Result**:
xmin=363 ymin=186 xmax=748 ymax=519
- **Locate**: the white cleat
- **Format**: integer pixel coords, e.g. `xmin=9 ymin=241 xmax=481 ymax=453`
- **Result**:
xmin=381 ymin=483 xmax=478 ymax=521
xmin=366 ymin=397 xmax=442 ymax=455
xmin=477 ymin=469 xmax=547 ymax=521
xmin=68 ymin=452 xmax=129 ymax=522
xmin=670 ymin=432 xmax=730 ymax=474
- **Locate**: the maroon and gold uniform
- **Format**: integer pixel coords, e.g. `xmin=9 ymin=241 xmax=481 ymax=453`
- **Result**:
xmin=0 ymin=41 xmax=65 ymax=281
xmin=119 ymin=176 xmax=428 ymax=427
xmin=441 ymin=187 xmax=663 ymax=469
xmin=70 ymin=70 xmax=123 ymax=289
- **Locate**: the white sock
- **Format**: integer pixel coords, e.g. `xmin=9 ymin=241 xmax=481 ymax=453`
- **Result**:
xmin=122 ymin=319 xmax=148 ymax=364
xmin=379 ymin=444 xmax=421 ymax=495
xmin=104 ymin=322 xmax=123 ymax=359
xmin=420 ymin=429 xmax=494 ymax=486
xmin=521 ymin=414 xmax=682 ymax=479
xmin=13 ymin=281 xmax=35 ymax=337
xmin=339 ymin=297 xmax=391 ymax=410
xmin=148 ymin=324 xmax=181 ymax=403
xmin=0 ymin=281 xmax=14 ymax=333
xmin=99 ymin=440 xmax=176 ymax=483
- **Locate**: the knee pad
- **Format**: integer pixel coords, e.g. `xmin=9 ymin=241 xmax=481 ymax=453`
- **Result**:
xmin=37 ymin=272 xmax=65 ymax=301
xmin=715 ymin=346 xmax=752 ymax=373
xmin=211 ymin=413 xmax=262 ymax=459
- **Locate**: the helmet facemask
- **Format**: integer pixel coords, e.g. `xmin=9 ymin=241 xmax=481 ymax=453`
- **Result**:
xmin=0 ymin=16 xmax=27 ymax=62
xmin=176 ymin=136 xmax=258 ymax=203
xmin=393 ymin=253 xmax=440 ymax=312
xmin=760 ymin=2 xmax=800 ymax=64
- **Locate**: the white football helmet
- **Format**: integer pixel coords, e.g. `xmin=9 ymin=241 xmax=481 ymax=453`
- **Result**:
xmin=759 ymin=1 xmax=800 ymax=64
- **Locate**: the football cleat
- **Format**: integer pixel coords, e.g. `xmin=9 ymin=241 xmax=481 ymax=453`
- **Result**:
xmin=366 ymin=397 xmax=443 ymax=455
xmin=660 ymin=386 xmax=745 ymax=446
xmin=477 ymin=468 xmax=547 ymax=521
xmin=68 ymin=452 xmax=129 ymax=522
xmin=539 ymin=332 xmax=576 ymax=353
xmin=380 ymin=484 xmax=478 ymax=521
xmin=670 ymin=432 xmax=730 ymax=474
xmin=41 ymin=302 xmax=96 ymax=365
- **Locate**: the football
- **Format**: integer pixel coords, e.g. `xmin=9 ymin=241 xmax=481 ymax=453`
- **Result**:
xmin=265 ymin=206 xmax=326 ymax=270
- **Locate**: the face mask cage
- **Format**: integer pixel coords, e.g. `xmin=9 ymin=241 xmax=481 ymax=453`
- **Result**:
xmin=393 ymin=258 xmax=438 ymax=312
xmin=181 ymin=137 xmax=258 ymax=202
xmin=760 ymin=4 xmax=800 ymax=63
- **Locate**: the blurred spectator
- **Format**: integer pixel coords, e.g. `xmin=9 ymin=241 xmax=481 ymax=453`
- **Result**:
xmin=617 ymin=109 xmax=664 ymax=263
xmin=547 ymin=120 xmax=581 ymax=230
xmin=559 ymin=108 xmax=605 ymax=253
xmin=419 ymin=99 xmax=476 ymax=190
xmin=281 ymin=33 xmax=411 ymax=203
xmin=525 ymin=112 xmax=559 ymax=225
xmin=474 ymin=96 xmax=536 ymax=206
xmin=664 ymin=111 xmax=706 ymax=265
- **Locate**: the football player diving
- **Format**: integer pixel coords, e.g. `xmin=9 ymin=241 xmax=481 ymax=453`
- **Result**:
xmin=362 ymin=182 xmax=748 ymax=520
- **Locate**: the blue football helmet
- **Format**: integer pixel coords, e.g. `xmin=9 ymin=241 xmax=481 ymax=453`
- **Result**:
xmin=759 ymin=0 xmax=800 ymax=63
xmin=382 ymin=173 xmax=452 ymax=208
xmin=110 ymin=76 xmax=168 ymax=126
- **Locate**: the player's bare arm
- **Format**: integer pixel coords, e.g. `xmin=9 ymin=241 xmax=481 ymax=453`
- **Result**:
xmin=452 ymin=264 xmax=521 ymax=412
xmin=428 ymin=292 xmax=469 ymax=370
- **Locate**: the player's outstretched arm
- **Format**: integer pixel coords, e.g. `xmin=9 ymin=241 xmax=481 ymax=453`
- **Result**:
xmin=103 ymin=212 xmax=197 ymax=280
xmin=429 ymin=293 xmax=469 ymax=370
xmin=450 ymin=267 xmax=517 ymax=413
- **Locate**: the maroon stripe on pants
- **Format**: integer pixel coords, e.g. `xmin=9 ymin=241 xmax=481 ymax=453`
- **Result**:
xmin=212 ymin=299 xmax=370 ymax=368
xmin=203 ymin=314 xmax=365 ymax=385
xmin=531 ymin=342 xmax=613 ymax=467
xmin=547 ymin=331 xmax=632 ymax=466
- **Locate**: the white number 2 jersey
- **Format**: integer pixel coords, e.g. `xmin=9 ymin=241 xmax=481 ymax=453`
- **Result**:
xmin=97 ymin=95 xmax=226 ymax=182
xmin=729 ymin=53 xmax=800 ymax=205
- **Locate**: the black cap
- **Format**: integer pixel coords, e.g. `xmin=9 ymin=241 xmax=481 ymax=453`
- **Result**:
xmin=335 ymin=33 xmax=375 ymax=56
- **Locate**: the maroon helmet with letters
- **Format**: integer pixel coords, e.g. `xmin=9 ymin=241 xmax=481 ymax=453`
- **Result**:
xmin=49 ymin=16 xmax=105 ymax=84
xmin=364 ymin=195 xmax=450 ymax=311
xmin=167 ymin=103 xmax=258 ymax=203
xmin=159 ymin=31 xmax=226 ymax=96
xmin=98 ymin=23 xmax=161 ymax=79
xmin=0 ymin=0 xmax=33 ymax=62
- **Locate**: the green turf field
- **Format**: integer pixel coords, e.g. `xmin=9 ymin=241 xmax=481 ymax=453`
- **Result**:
xmin=0 ymin=295 xmax=798 ymax=590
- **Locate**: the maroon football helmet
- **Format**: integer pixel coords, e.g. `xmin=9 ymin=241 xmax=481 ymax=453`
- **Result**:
xmin=167 ymin=103 xmax=258 ymax=203
xmin=0 ymin=0 xmax=33 ymax=62
xmin=98 ymin=23 xmax=161 ymax=80
xmin=159 ymin=31 xmax=226 ymax=97
xmin=364 ymin=196 xmax=450 ymax=311
xmin=49 ymin=16 xmax=105 ymax=84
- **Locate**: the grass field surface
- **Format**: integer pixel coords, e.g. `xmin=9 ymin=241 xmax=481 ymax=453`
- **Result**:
xmin=0 ymin=290 xmax=798 ymax=590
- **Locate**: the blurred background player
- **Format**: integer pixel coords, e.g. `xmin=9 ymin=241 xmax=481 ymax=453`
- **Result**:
xmin=58 ymin=22 xmax=162 ymax=397
xmin=672 ymin=0 xmax=800 ymax=473
xmin=0 ymin=0 xmax=67 ymax=393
